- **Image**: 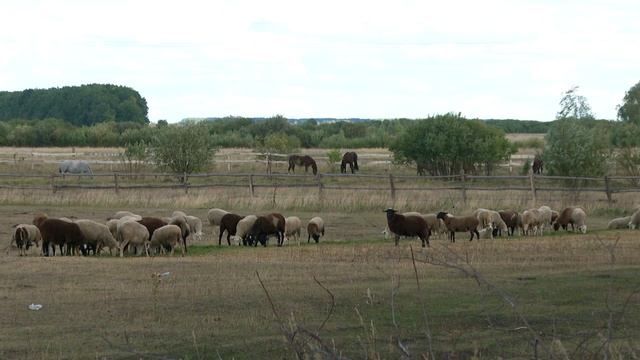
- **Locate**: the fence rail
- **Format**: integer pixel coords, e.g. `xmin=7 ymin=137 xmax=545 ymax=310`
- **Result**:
xmin=1 ymin=171 xmax=640 ymax=206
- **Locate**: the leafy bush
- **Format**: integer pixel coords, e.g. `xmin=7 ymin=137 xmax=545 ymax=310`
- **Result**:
xmin=151 ymin=124 xmax=215 ymax=175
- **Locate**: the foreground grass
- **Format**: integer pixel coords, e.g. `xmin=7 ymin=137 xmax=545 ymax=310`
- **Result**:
xmin=2 ymin=230 xmax=640 ymax=359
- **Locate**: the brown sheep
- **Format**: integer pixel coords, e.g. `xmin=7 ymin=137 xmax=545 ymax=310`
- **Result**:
xmin=384 ymin=209 xmax=430 ymax=247
xmin=137 ymin=217 xmax=169 ymax=240
xmin=36 ymin=218 xmax=85 ymax=256
xmin=307 ymin=217 xmax=326 ymax=244
xmin=553 ymin=207 xmax=587 ymax=233
xmin=248 ymin=213 xmax=285 ymax=247
xmin=498 ymin=210 xmax=519 ymax=236
xmin=219 ymin=213 xmax=244 ymax=246
xmin=436 ymin=212 xmax=479 ymax=242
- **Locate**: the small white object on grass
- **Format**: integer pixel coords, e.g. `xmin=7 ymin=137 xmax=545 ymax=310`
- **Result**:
xmin=28 ymin=304 xmax=42 ymax=310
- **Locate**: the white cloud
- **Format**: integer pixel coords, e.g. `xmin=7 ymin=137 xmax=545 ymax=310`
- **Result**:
xmin=0 ymin=0 xmax=639 ymax=121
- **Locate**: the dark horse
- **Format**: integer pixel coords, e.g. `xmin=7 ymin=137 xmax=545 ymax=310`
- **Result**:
xmin=340 ymin=152 xmax=359 ymax=174
xmin=288 ymin=155 xmax=318 ymax=175
xmin=532 ymin=155 xmax=543 ymax=174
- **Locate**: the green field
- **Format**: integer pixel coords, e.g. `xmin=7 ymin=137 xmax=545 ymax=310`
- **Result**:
xmin=2 ymin=203 xmax=640 ymax=359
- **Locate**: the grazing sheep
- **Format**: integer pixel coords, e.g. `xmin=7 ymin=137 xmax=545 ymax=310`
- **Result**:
xmin=629 ymin=209 xmax=640 ymax=229
xmin=383 ymin=212 xmax=445 ymax=240
xmin=75 ymin=219 xmax=117 ymax=256
xmin=537 ymin=205 xmax=557 ymax=234
xmin=37 ymin=218 xmax=85 ymax=256
xmin=284 ymin=216 xmax=302 ymax=245
xmin=498 ymin=210 xmax=520 ymax=236
xmin=137 ymin=217 xmax=168 ymax=239
xmin=436 ymin=212 xmax=479 ymax=242
xmin=383 ymin=209 xmax=428 ymax=247
xmin=521 ymin=209 xmax=543 ymax=236
xmin=608 ymin=216 xmax=631 ymax=229
xmin=171 ymin=210 xmax=188 ymax=218
xmin=232 ymin=215 xmax=258 ymax=245
xmin=474 ymin=209 xmax=495 ymax=233
xmin=106 ymin=219 xmax=119 ymax=239
xmin=553 ymin=207 xmax=587 ymax=233
xmin=207 ymin=208 xmax=229 ymax=237
xmin=116 ymin=220 xmax=150 ymax=257
xmin=185 ymin=215 xmax=204 ymax=241
xmin=248 ymin=213 xmax=285 ymax=247
xmin=108 ymin=211 xmax=142 ymax=221
xmin=150 ymin=224 xmax=184 ymax=256
xmin=307 ymin=216 xmax=327 ymax=244
xmin=10 ymin=224 xmax=41 ymax=256
xmin=219 ymin=213 xmax=244 ymax=246
xmin=169 ymin=215 xmax=191 ymax=253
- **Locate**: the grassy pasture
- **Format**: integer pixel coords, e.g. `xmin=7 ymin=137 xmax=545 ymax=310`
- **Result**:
xmin=2 ymin=204 xmax=640 ymax=359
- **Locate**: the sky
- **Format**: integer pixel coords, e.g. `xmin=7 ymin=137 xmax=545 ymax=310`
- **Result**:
xmin=1 ymin=0 xmax=639 ymax=123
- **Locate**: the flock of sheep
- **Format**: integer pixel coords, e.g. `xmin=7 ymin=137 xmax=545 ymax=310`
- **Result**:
xmin=383 ymin=205 xmax=590 ymax=247
xmin=7 ymin=208 xmax=326 ymax=257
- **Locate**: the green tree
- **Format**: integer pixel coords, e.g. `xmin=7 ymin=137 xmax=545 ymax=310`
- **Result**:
xmin=390 ymin=113 xmax=515 ymax=176
xmin=122 ymin=141 xmax=149 ymax=174
xmin=326 ymin=148 xmax=342 ymax=172
xmin=259 ymin=133 xmax=301 ymax=154
xmin=542 ymin=119 xmax=610 ymax=176
xmin=151 ymin=124 xmax=215 ymax=175
xmin=556 ymin=86 xmax=594 ymax=120
xmin=618 ymin=80 xmax=640 ymax=124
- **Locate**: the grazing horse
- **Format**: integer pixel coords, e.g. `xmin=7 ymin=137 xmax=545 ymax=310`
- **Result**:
xmin=532 ymin=156 xmax=543 ymax=175
xmin=340 ymin=152 xmax=359 ymax=174
xmin=288 ymin=155 xmax=318 ymax=175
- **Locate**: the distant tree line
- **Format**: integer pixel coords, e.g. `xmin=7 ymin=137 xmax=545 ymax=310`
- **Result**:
xmin=0 ymin=84 xmax=148 ymax=126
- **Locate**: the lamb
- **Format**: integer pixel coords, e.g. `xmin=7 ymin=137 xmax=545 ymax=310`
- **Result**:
xmin=436 ymin=212 xmax=479 ymax=242
xmin=207 ymin=208 xmax=229 ymax=237
xmin=498 ymin=210 xmax=520 ymax=236
xmin=608 ymin=216 xmax=631 ymax=229
xmin=9 ymin=224 xmax=42 ymax=256
xmin=553 ymin=207 xmax=587 ymax=233
xmin=284 ymin=216 xmax=302 ymax=245
xmin=185 ymin=215 xmax=204 ymax=241
xmin=108 ymin=211 xmax=142 ymax=221
xmin=219 ymin=213 xmax=244 ymax=246
xmin=248 ymin=213 xmax=286 ymax=247
xmin=307 ymin=216 xmax=327 ymax=244
xmin=150 ymin=224 xmax=184 ymax=256
xmin=521 ymin=209 xmax=543 ymax=236
xmin=232 ymin=215 xmax=258 ymax=245
xmin=75 ymin=219 xmax=118 ymax=255
xmin=116 ymin=220 xmax=150 ymax=257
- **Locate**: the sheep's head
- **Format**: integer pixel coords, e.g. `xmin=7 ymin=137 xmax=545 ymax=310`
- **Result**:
xmin=436 ymin=211 xmax=448 ymax=220
xmin=553 ymin=222 xmax=560 ymax=231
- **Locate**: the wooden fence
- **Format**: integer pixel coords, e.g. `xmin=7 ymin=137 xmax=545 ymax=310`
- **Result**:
xmin=2 ymin=171 xmax=640 ymax=206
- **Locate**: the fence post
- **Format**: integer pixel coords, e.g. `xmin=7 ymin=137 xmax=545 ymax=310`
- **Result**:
xmin=317 ymin=174 xmax=324 ymax=203
xmin=50 ymin=174 xmax=56 ymax=194
xmin=529 ymin=169 xmax=537 ymax=207
xmin=227 ymin=154 xmax=231 ymax=172
xmin=460 ymin=170 xmax=467 ymax=204
xmin=604 ymin=175 xmax=612 ymax=205
xmin=389 ymin=174 xmax=396 ymax=203
xmin=249 ymin=174 xmax=255 ymax=197
xmin=183 ymin=172 xmax=188 ymax=194
xmin=114 ymin=173 xmax=119 ymax=194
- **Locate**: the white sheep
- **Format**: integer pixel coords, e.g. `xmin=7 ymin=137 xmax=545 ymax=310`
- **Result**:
xmin=554 ymin=207 xmax=587 ymax=234
xmin=9 ymin=224 xmax=42 ymax=255
xmin=185 ymin=215 xmax=204 ymax=241
xmin=116 ymin=220 xmax=150 ymax=257
xmin=108 ymin=211 xmax=142 ymax=221
xmin=75 ymin=219 xmax=118 ymax=255
xmin=284 ymin=216 xmax=302 ymax=245
xmin=232 ymin=215 xmax=257 ymax=245
xmin=608 ymin=216 xmax=631 ymax=229
xmin=150 ymin=224 xmax=184 ymax=256
xmin=473 ymin=209 xmax=509 ymax=239
xmin=522 ymin=209 xmax=543 ymax=236
xmin=629 ymin=209 xmax=640 ymax=229
xmin=537 ymin=205 xmax=556 ymax=234
xmin=207 ymin=208 xmax=229 ymax=238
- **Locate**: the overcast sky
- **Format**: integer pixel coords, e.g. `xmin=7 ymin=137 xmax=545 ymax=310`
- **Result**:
xmin=1 ymin=0 xmax=639 ymax=122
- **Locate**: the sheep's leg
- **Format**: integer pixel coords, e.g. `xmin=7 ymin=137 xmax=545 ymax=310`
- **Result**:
xmin=226 ymin=232 xmax=231 ymax=246
xmin=394 ymin=235 xmax=400 ymax=246
xmin=144 ymin=243 xmax=150 ymax=257
xmin=218 ymin=228 xmax=224 ymax=246
xmin=119 ymin=240 xmax=129 ymax=257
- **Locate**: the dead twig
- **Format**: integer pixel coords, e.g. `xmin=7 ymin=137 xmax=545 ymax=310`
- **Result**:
xmin=410 ymin=245 xmax=435 ymax=359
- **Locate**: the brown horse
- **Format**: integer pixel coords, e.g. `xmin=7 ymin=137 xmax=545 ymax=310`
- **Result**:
xmin=288 ymin=155 xmax=318 ymax=175
xmin=340 ymin=152 xmax=359 ymax=173
xmin=532 ymin=155 xmax=543 ymax=174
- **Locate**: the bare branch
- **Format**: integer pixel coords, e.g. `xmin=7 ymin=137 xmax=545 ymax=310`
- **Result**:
xmin=313 ymin=275 xmax=336 ymax=334
xmin=410 ymin=245 xmax=435 ymax=359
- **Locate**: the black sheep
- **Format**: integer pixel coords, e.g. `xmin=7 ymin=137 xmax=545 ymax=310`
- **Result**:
xmin=384 ymin=208 xmax=430 ymax=247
